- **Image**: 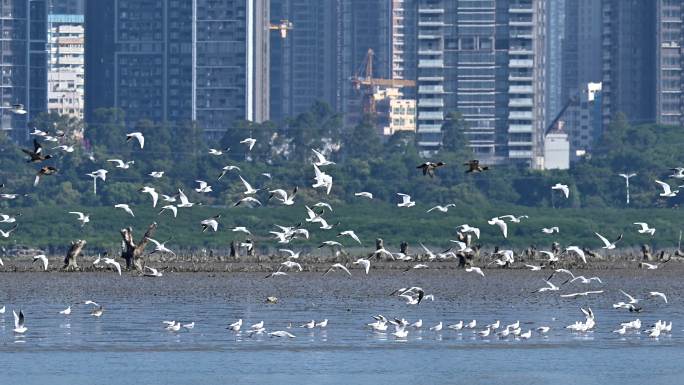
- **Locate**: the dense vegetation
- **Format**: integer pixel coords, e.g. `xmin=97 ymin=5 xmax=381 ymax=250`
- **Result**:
xmin=0 ymin=104 xmax=682 ymax=252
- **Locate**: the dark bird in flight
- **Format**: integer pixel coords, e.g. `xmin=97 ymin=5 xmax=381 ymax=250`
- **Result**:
xmin=34 ymin=166 xmax=58 ymax=186
xmin=464 ymin=160 xmax=489 ymax=173
xmin=22 ymin=139 xmax=52 ymax=163
xmin=417 ymin=161 xmax=445 ymax=177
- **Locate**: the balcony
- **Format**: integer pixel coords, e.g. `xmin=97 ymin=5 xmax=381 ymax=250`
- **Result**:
xmin=508 ymin=48 xmax=533 ymax=55
xmin=508 ymin=98 xmax=533 ymax=107
xmin=508 ymin=124 xmax=533 ymax=133
xmin=509 ymin=150 xmax=533 ymax=158
xmin=418 ymin=21 xmax=445 ymax=27
xmin=418 ymin=99 xmax=444 ymax=107
xmin=509 ymin=21 xmax=533 ymax=27
xmin=509 ymin=85 xmax=533 ymax=94
xmin=418 ymin=8 xmax=444 ymax=14
xmin=418 ymin=124 xmax=443 ymax=133
xmin=418 ymin=59 xmax=444 ymax=68
xmin=509 ymin=75 xmax=533 ymax=81
xmin=510 ymin=33 xmax=533 ymax=39
xmin=418 ymin=111 xmax=444 ymax=120
xmin=508 ymin=141 xmax=533 ymax=146
xmin=509 ymin=111 xmax=533 ymax=120
xmin=418 ymin=50 xmax=442 ymax=56
xmin=418 ymin=76 xmax=444 ymax=81
xmin=509 ymin=5 xmax=533 ymax=13
xmin=418 ymin=33 xmax=442 ymax=40
xmin=418 ymin=85 xmax=445 ymax=94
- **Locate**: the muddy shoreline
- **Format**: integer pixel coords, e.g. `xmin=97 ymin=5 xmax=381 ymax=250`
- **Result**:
xmin=1 ymin=252 xmax=681 ymax=273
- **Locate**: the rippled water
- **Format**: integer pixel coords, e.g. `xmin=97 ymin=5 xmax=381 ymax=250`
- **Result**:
xmin=1 ymin=269 xmax=683 ymax=384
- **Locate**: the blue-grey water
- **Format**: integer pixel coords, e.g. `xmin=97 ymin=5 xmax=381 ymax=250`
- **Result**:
xmin=1 ymin=269 xmax=683 ymax=384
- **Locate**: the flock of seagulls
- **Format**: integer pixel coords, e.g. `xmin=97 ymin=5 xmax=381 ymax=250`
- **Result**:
xmin=0 ymin=122 xmax=680 ymax=346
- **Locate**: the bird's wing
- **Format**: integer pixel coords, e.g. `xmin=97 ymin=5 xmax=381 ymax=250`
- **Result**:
xmin=311 ymin=149 xmax=326 ymax=163
xmin=655 ymin=180 xmax=671 ymax=193
xmin=107 ymin=159 xmax=124 ymax=167
xmin=269 ymin=189 xmax=288 ymax=200
xmin=620 ymin=289 xmax=635 ymax=302
xmin=33 ymin=139 xmax=42 ymax=154
xmin=419 ymin=242 xmax=434 ymax=256
xmin=594 ymin=232 xmax=612 ymax=247
xmin=498 ymin=220 xmax=507 ymax=238
xmin=178 ymin=189 xmax=189 ymax=204
xmin=313 ymin=164 xmax=324 ymax=178
xmin=338 ymin=265 xmax=352 ymax=276
xmin=239 ymin=176 xmax=254 ymax=191
xmin=150 ymin=190 xmax=158 ymax=207
xmin=146 ymin=237 xmax=161 ymax=247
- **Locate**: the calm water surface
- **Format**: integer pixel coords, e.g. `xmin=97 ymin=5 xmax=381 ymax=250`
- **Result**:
xmin=1 ymin=269 xmax=683 ymax=384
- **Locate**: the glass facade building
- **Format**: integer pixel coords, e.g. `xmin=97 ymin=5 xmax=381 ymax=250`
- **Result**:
xmin=85 ymin=0 xmax=269 ymax=138
xmin=0 ymin=0 xmax=48 ymax=140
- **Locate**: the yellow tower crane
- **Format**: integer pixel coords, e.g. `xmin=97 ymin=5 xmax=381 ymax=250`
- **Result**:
xmin=350 ymin=48 xmax=415 ymax=115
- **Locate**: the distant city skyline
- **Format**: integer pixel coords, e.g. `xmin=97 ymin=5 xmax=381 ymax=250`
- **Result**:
xmin=84 ymin=0 xmax=269 ymax=139
xmin=0 ymin=0 xmax=681 ymax=169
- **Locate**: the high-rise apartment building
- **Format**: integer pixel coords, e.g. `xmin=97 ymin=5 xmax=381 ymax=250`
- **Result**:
xmin=561 ymin=0 xmax=602 ymax=104
xmin=545 ymin=0 xmax=564 ymax=126
xmin=391 ymin=0 xmax=416 ymax=84
xmin=0 ymin=0 xmax=48 ymax=141
xmin=415 ymin=0 xmax=546 ymax=166
xmin=49 ymin=0 xmax=84 ymax=15
xmin=269 ymin=0 xmax=337 ymax=121
xmin=336 ymin=0 xmax=392 ymax=126
xmin=601 ymin=0 xmax=657 ymax=127
xmin=559 ymin=0 xmax=602 ymax=161
xmin=656 ymin=0 xmax=684 ymax=126
xmin=85 ymin=0 xmax=269 ymax=138
xmin=563 ymin=82 xmax=602 ymax=161
xmin=269 ymin=0 xmax=415 ymax=125
xmin=602 ymin=0 xmax=684 ymax=128
xmin=47 ymin=14 xmax=84 ymax=119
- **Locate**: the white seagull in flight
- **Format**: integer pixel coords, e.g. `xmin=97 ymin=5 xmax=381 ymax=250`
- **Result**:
xmin=239 ymin=176 xmax=259 ymax=195
xmin=633 ymin=222 xmax=655 ymax=236
xmin=240 ymin=137 xmax=256 ymax=151
xmin=354 ymin=192 xmax=373 ymax=199
xmin=397 ymin=193 xmax=415 ymax=208
xmin=594 ymin=232 xmax=622 ymax=249
xmin=13 ymin=310 xmax=27 ymax=333
xmin=312 ymin=149 xmax=335 ymax=166
xmin=551 ymin=183 xmax=569 ymax=198
xmin=655 ymin=180 xmax=678 ymax=197
xmin=126 ymin=132 xmax=145 ymax=149
xmin=114 ymin=203 xmax=135 ymax=217
xmin=69 ymin=211 xmax=90 ymax=227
